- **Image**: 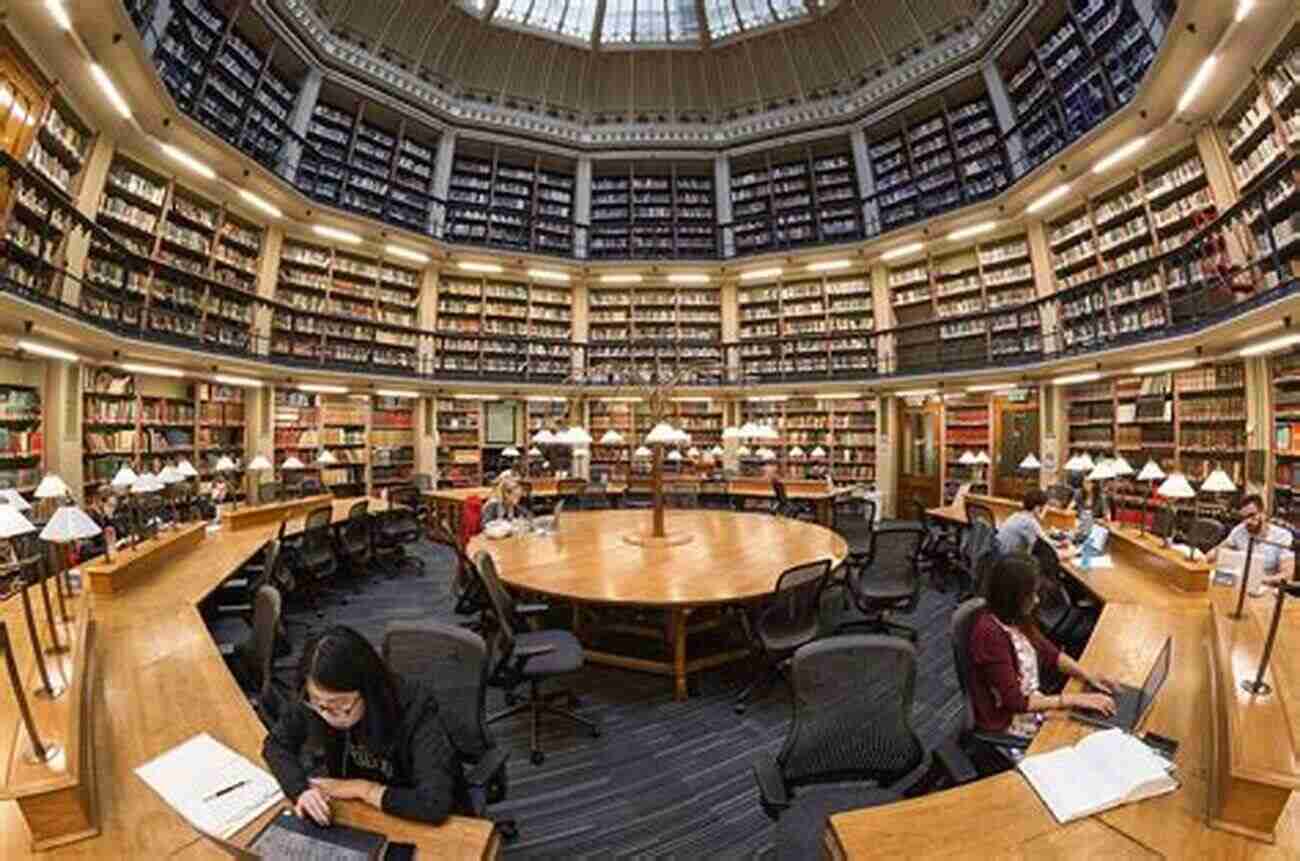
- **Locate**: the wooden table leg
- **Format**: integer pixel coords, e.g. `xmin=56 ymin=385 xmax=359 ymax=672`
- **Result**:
xmin=671 ymin=608 xmax=689 ymax=701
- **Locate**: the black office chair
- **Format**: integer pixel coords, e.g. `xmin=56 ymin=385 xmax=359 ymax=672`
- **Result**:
xmin=956 ymin=521 xmax=998 ymax=600
xmin=838 ymin=524 xmax=926 ymax=641
xmin=257 ymin=482 xmax=282 ymax=505
xmin=950 ymin=598 xmax=1030 ymax=776
xmin=580 ymin=483 xmax=612 ymax=510
xmin=335 ymin=500 xmax=372 ymax=590
xmin=1030 ymin=540 xmax=1095 ymax=653
xmin=295 ymin=505 xmax=339 ymax=614
xmin=220 ymin=584 xmax=289 ymax=723
xmin=556 ymin=478 xmax=587 ymax=511
xmin=381 ymin=622 xmax=516 ymax=840
xmin=624 ymin=477 xmax=654 ymax=509
xmin=751 ymin=635 xmax=970 ymax=858
xmin=772 ymin=478 xmax=815 ymax=520
xmin=374 ymin=486 xmax=426 ymax=577
xmin=1186 ymin=517 xmax=1225 ymax=553
xmin=473 ymin=550 xmax=600 ymax=765
xmin=299 ymin=477 xmax=324 ymax=498
xmin=965 ymin=500 xmax=996 ymax=528
xmin=428 ymin=515 xmax=489 ymax=628
xmin=734 ymin=559 xmax=833 ymax=714
xmin=666 ymin=480 xmax=701 ymax=509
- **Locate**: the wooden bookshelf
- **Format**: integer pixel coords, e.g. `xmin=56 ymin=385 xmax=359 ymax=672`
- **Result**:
xmin=445 ymin=142 xmax=575 ymax=254
xmin=434 ymin=273 xmax=573 ymax=379
xmin=943 ymin=396 xmax=991 ymax=504
xmin=371 ymin=395 xmax=415 ymax=491
xmin=435 ymin=398 xmax=482 ymax=487
xmin=0 ymin=364 xmax=43 ymax=496
xmin=587 ymin=279 xmax=723 ymax=372
xmin=586 ymin=398 xmax=636 ymax=482
xmin=1271 ymin=352 xmax=1300 ymax=527
xmin=736 ymin=396 xmax=876 ymax=485
xmin=737 ymin=271 xmax=875 ymax=380
xmin=320 ymin=395 xmax=368 ymax=493
xmin=273 ymin=389 xmax=320 ymax=474
xmin=196 ymin=382 xmax=245 ymax=480
xmin=589 ymin=161 xmax=717 ymax=259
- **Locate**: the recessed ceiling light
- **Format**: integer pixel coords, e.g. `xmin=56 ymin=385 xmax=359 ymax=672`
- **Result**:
xmin=740 ymin=267 xmax=783 ymax=281
xmin=458 ymin=261 xmax=502 ymax=273
xmin=385 ymin=244 xmax=429 ymax=264
xmin=966 ymin=382 xmax=1018 ymax=392
xmin=1178 ymin=56 xmax=1217 ymax=114
xmin=1092 ymin=136 xmax=1148 ymax=174
xmin=238 ymin=189 xmax=282 ymax=218
xmin=947 ymin=222 xmax=997 ymax=241
xmin=600 ymin=273 xmax=643 ymax=284
xmin=88 ymin=63 xmax=131 ymax=119
xmin=668 ymin=273 xmax=710 ymax=284
xmin=297 ymin=383 xmax=349 ymax=393
xmin=313 ymin=225 xmax=362 ymax=244
xmin=159 ymin=142 xmax=215 ymax=180
xmin=452 ymin=393 xmax=500 ymax=400
xmin=17 ymin=339 xmax=78 ymax=361
xmin=528 ymin=268 xmax=570 ymax=282
xmin=375 ymin=389 xmax=419 ymax=398
xmin=46 ymin=0 xmax=71 ymax=31
xmin=1132 ymin=359 xmax=1197 ymax=374
xmin=122 ymin=362 xmax=184 ymax=378
xmin=1239 ymin=332 xmax=1300 ymax=357
xmin=894 ymin=388 xmax=937 ymax=397
xmin=881 ymin=242 xmax=925 ymax=261
xmin=1053 ymin=372 xmax=1103 ymax=385
xmin=806 ymin=260 xmax=851 ymax=272
xmin=213 ymin=374 xmax=262 ymax=387
xmin=1026 ymin=185 xmax=1071 ymax=214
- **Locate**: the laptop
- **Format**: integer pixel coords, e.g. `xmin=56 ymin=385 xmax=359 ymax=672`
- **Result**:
xmin=1071 ymin=636 xmax=1172 ymax=732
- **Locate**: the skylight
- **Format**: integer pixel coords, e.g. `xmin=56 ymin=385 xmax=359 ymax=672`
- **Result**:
xmin=480 ymin=0 xmax=816 ymax=45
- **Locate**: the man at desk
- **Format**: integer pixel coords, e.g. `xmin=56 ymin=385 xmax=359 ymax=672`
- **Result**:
xmin=996 ymin=490 xmax=1066 ymax=558
xmin=1204 ymin=494 xmax=1295 ymax=586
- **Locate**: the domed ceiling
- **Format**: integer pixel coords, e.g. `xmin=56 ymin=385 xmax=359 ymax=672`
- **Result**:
xmin=282 ymin=0 xmax=1003 ymax=129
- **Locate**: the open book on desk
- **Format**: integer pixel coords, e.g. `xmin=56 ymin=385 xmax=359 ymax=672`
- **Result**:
xmin=1018 ymin=728 xmax=1178 ymax=824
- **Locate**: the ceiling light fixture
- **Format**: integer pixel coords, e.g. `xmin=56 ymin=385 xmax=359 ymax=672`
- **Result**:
xmin=1239 ymin=332 xmax=1300 ymax=357
xmin=1178 ymin=56 xmax=1217 ymax=114
xmin=46 ymin=0 xmax=71 ymax=31
xmin=1237 ymin=0 xmax=1254 ymax=22
xmin=1132 ymin=358 xmax=1197 ymax=374
xmin=452 ymin=393 xmax=500 ymax=401
xmin=297 ymin=383 xmax=349 ymax=394
xmin=1026 ymin=184 xmax=1072 ymax=214
xmin=528 ymin=268 xmax=569 ymax=282
xmin=121 ymin=362 xmax=184 ymax=378
xmin=16 ymin=339 xmax=78 ymax=361
xmin=457 ymin=261 xmax=502 ymax=273
xmin=375 ymin=389 xmax=419 ymax=398
xmin=88 ymin=63 xmax=131 ymax=119
xmin=966 ymin=382 xmax=1018 ymax=393
xmin=947 ymin=221 xmax=998 ymax=241
xmin=894 ymin=388 xmax=937 ymax=398
xmin=238 ymin=189 xmax=282 ymax=218
xmin=600 ymin=273 xmax=643 ymax=284
xmin=313 ymin=224 xmax=361 ymax=244
xmin=668 ymin=273 xmax=710 ymax=284
xmin=740 ymin=267 xmax=783 ymax=281
xmin=881 ymin=242 xmax=925 ymax=261
xmin=159 ymin=142 xmax=216 ymax=180
xmin=1092 ymin=136 xmax=1148 ymax=174
xmin=384 ymin=244 xmax=429 ymax=264
xmin=815 ymin=393 xmax=863 ymax=400
xmin=1053 ymin=371 xmax=1103 ymax=385
xmin=213 ymin=374 xmax=262 ymax=387
xmin=805 ymin=259 xmax=851 ymax=272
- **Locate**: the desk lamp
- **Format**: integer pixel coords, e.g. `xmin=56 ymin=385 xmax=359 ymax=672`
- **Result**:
xmin=973 ymin=450 xmax=991 ymax=490
xmin=1156 ymin=472 xmax=1197 ymax=558
xmin=40 ymin=505 xmax=101 ymax=622
xmin=1136 ymin=460 xmax=1166 ymax=535
xmin=130 ymin=472 xmax=163 ymax=545
xmin=0 ymin=504 xmax=62 ymax=701
xmin=1085 ymin=457 xmax=1117 ymax=527
xmin=110 ymin=466 xmax=137 ymax=551
xmin=159 ymin=464 xmax=183 ymax=525
xmin=0 ymin=620 xmax=59 ymax=761
xmin=1201 ymin=466 xmax=1237 ymax=519
xmin=245 ymin=454 xmax=271 ymax=506
xmin=176 ymin=459 xmax=199 ymax=520
xmin=214 ymin=455 xmax=238 ymax=510
xmin=32 ymin=474 xmax=69 ymax=523
xmin=280 ymin=455 xmax=305 ymax=497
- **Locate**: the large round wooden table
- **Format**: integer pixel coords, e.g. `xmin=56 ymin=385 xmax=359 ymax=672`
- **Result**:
xmin=469 ymin=510 xmax=848 ymax=700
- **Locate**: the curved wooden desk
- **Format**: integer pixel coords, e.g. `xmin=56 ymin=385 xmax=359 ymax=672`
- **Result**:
xmin=471 ymin=510 xmax=847 ymax=699
xmin=0 ymin=498 xmax=499 ymax=859
xmin=826 ymin=496 xmax=1300 ymax=857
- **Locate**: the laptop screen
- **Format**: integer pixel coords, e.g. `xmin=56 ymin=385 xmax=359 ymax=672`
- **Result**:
xmin=1137 ymin=636 xmax=1173 ymax=718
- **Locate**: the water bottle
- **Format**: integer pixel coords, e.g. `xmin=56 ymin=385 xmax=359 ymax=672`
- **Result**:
xmin=1080 ymin=540 xmax=1094 ymax=572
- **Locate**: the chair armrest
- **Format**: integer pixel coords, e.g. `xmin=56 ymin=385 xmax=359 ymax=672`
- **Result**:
xmin=511 ymin=643 xmax=555 ymax=672
xmin=465 ymin=746 xmax=510 ymax=789
xmin=515 ymin=602 xmax=549 ymax=616
xmin=751 ymin=753 xmax=789 ymax=818
xmin=931 ymin=738 xmax=978 ymax=786
xmin=972 ymin=731 xmax=1031 ymax=750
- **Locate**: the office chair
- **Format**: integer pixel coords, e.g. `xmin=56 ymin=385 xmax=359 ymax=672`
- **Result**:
xmin=213 ymin=530 xmax=287 ymax=618
xmin=772 ymin=478 xmax=815 ymax=520
xmin=827 ymin=494 xmax=876 ymax=607
xmin=473 ymin=550 xmax=600 ymax=765
xmin=579 ymin=483 xmax=612 ymax=510
xmin=1186 ymin=517 xmax=1225 ymax=553
xmin=1030 ymin=540 xmax=1096 ymax=653
xmin=335 ymin=499 xmax=372 ymax=590
xmin=666 ymin=480 xmax=701 ymax=509
xmin=624 ymin=477 xmax=654 ymax=509
xmin=734 ymin=559 xmax=833 ymax=714
xmin=374 ymin=486 xmax=426 ymax=577
xmin=258 ymin=482 xmax=282 ymax=505
xmin=838 ymin=524 xmax=925 ymax=642
xmin=427 ymin=515 xmax=489 ymax=628
xmin=299 ymin=477 xmax=324 ymax=498
xmin=950 ymin=598 xmax=1030 ymax=776
xmin=219 ymin=584 xmax=289 ymax=724
xmin=296 ymin=505 xmax=339 ymax=614
xmin=381 ymin=622 xmax=516 ymax=840
xmin=752 ymin=635 xmax=970 ymax=858
xmin=699 ymin=480 xmax=730 ymax=510
xmin=556 ymin=478 xmax=587 ymax=511
xmin=956 ymin=521 xmax=998 ymax=600
xmin=965 ymin=500 xmax=996 ymax=528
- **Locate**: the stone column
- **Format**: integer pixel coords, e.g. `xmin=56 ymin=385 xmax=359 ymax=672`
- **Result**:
xmin=430 ymin=131 xmax=456 ymax=238
xmin=714 ymin=155 xmax=734 ymax=259
xmin=850 ymin=127 xmax=878 ymax=238
xmin=284 ymin=68 xmax=322 ymax=180
xmin=574 ymin=156 xmax=592 ymax=259
xmin=982 ymin=59 xmax=1026 ymax=179
xmin=62 ymin=135 xmax=115 ymax=306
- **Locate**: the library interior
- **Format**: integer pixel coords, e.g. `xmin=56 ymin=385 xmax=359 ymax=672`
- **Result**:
xmin=3 ymin=0 xmax=1300 ymax=858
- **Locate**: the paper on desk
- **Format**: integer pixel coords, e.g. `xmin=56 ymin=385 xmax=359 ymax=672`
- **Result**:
xmin=135 ymin=733 xmax=283 ymax=839
xmin=1084 ymin=554 xmax=1114 ymax=569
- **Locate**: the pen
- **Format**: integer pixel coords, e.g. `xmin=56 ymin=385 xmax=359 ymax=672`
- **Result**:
xmin=203 ymin=779 xmax=249 ymax=802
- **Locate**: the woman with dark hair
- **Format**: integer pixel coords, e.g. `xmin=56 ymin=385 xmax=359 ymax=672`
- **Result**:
xmin=1068 ymin=478 xmax=1111 ymax=525
xmin=967 ymin=555 xmax=1116 ymax=738
xmin=262 ymin=626 xmax=461 ymax=826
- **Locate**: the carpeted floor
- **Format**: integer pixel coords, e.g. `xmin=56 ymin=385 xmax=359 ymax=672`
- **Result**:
xmin=211 ymin=534 xmax=965 ymax=859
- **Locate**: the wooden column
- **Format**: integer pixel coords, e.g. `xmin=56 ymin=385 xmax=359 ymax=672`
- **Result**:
xmin=61 ymin=135 xmax=115 ymax=306
xmin=870 ymin=262 xmax=891 ymax=373
xmin=1025 ymin=218 xmax=1059 ymax=353
xmin=42 ymin=357 xmax=82 ymax=499
xmin=876 ymin=395 xmax=898 ymax=518
xmin=251 ymin=226 xmax=282 ymax=357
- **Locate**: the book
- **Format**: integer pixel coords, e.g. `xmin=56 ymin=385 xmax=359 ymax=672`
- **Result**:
xmin=1017 ymin=728 xmax=1178 ymax=824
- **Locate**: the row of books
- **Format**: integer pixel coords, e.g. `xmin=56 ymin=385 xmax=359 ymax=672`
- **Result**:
xmin=85 ymin=430 xmax=138 ymax=453
xmin=0 ymin=389 xmax=40 ymax=421
xmin=0 ymin=429 xmax=41 ymax=455
xmin=1174 ymin=365 xmax=1245 ymax=391
xmin=1177 ymin=397 xmax=1245 ymax=421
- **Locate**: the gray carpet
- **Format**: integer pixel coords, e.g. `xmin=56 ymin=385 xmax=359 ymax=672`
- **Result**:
xmin=213 ymin=534 xmax=965 ymax=859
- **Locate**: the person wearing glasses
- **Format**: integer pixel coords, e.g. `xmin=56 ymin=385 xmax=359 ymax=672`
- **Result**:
xmin=262 ymin=626 xmax=461 ymax=826
xmin=1204 ymin=494 xmax=1296 ymax=587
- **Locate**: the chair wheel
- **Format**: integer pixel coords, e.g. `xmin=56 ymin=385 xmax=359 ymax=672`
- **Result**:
xmin=505 ymin=692 xmax=518 ymax=706
xmin=734 ymin=703 xmax=747 ymax=715
xmin=531 ymin=750 xmax=545 ymax=765
xmin=590 ymin=725 xmax=601 ymax=738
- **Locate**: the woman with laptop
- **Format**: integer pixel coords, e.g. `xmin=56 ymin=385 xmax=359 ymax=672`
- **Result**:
xmin=481 ymin=475 xmax=531 ymax=526
xmin=968 ymin=555 xmax=1117 ymax=738
xmin=262 ymin=626 xmax=462 ymax=826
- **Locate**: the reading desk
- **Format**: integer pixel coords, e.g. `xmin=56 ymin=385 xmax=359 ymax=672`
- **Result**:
xmin=0 ymin=498 xmax=500 ymax=859
xmin=825 ymin=495 xmax=1300 ymax=857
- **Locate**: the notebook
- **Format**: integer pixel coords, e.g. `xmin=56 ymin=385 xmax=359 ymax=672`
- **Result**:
xmin=1018 ymin=728 xmax=1179 ymax=823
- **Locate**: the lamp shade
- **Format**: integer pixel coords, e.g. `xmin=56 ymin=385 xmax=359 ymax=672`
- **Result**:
xmin=131 ymin=473 xmax=159 ymax=494
xmin=710 ymin=445 xmax=724 ymax=457
xmin=1086 ymin=459 xmax=1117 ymax=481
xmin=687 ymin=447 xmax=700 ymax=459
xmin=214 ymin=456 xmax=237 ymax=472
xmin=737 ymin=445 xmax=752 ymax=457
xmin=40 ymin=505 xmax=102 ymax=543
xmin=722 ymin=426 xmax=742 ymax=440
xmin=1157 ymin=473 xmax=1197 ymax=499
xmin=1201 ymin=468 xmax=1237 ymax=493
xmin=1078 ymin=453 xmax=1095 ymax=471
xmin=599 ymin=430 xmax=624 ymax=446
xmin=958 ymin=451 xmax=977 ymax=465
xmin=34 ymin=474 xmax=69 ymax=499
xmin=0 ymin=504 xmax=35 ymax=538
xmin=158 ymin=465 xmax=183 ymax=485
xmin=645 ymin=422 xmax=680 ymax=444
xmin=502 ymin=446 xmax=521 ymax=457
xmin=247 ymin=455 xmax=272 ymax=471
xmin=0 ymin=489 xmax=31 ymax=511
xmin=789 ymin=446 xmax=805 ymax=458
xmin=111 ymin=465 xmax=139 ymax=489
xmin=317 ymin=450 xmax=338 ymax=465
xmin=666 ymin=450 xmax=683 ymax=462
xmin=973 ymin=451 xmax=991 ymax=465
xmin=528 ymin=446 xmax=542 ymax=457
xmin=1110 ymin=455 xmax=1134 ymax=477
xmin=757 ymin=447 xmax=777 ymax=461
xmin=1019 ymin=453 xmax=1042 ymax=469
xmin=737 ymin=422 xmax=762 ymax=439
xmin=532 ymin=428 xmax=557 ymax=444
xmin=633 ymin=445 xmax=652 ymax=458
xmin=565 ymin=426 xmax=593 ymax=445
xmin=176 ymin=459 xmax=199 ymax=478
xmin=1137 ymin=460 xmax=1166 ymax=482
xmin=757 ymin=423 xmax=780 ymax=441
xmin=811 ymin=446 xmax=827 ymax=459
xmin=281 ymin=456 xmax=305 ymax=469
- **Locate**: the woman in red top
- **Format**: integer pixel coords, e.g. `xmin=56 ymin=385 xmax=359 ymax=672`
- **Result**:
xmin=968 ymin=554 xmax=1116 ymax=737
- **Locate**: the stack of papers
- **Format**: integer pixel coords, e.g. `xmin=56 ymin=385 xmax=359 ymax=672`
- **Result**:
xmin=135 ymin=733 xmax=284 ymax=838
